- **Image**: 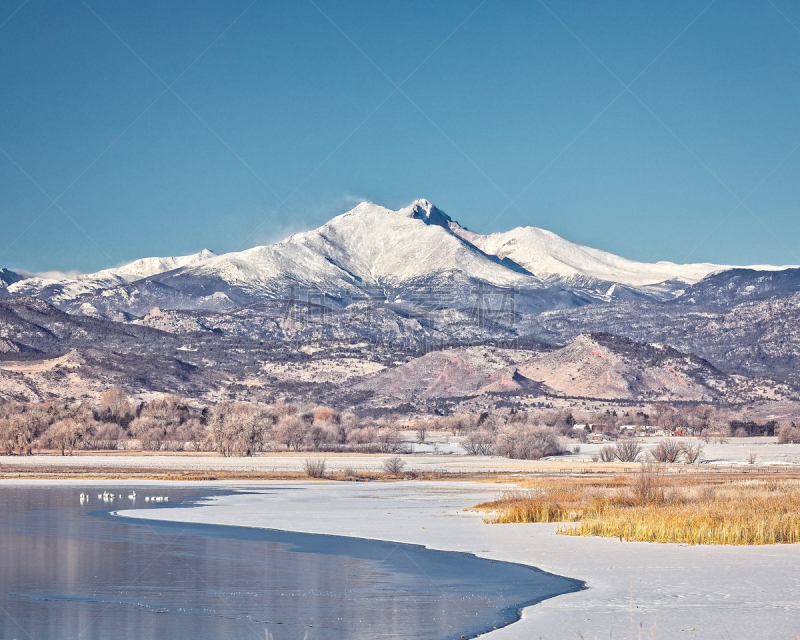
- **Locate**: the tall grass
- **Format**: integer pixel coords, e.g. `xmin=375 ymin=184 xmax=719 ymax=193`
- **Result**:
xmin=475 ymin=475 xmax=800 ymax=545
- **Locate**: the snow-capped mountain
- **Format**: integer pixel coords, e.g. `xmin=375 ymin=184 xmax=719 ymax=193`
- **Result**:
xmin=1 ymin=199 xmax=794 ymax=317
xmin=4 ymin=249 xmax=218 ymax=311
xmin=89 ymin=248 xmax=217 ymax=281
xmin=154 ymin=200 xmax=538 ymax=302
xmin=461 ymin=226 xmax=722 ymax=286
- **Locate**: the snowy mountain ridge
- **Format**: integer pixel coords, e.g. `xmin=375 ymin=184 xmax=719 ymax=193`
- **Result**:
xmin=1 ymin=199 xmax=794 ymax=316
xmin=87 ymin=248 xmax=218 ymax=281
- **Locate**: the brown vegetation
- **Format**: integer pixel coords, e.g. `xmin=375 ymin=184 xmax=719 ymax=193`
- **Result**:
xmin=0 ymin=392 xmax=411 ymax=456
xmin=778 ymin=421 xmax=800 ymax=444
xmin=0 ymin=394 xmax=796 ymax=462
xmin=475 ymin=471 xmax=800 ymax=545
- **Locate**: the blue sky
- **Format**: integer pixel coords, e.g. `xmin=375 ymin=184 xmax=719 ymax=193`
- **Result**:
xmin=1 ymin=0 xmax=799 ymax=273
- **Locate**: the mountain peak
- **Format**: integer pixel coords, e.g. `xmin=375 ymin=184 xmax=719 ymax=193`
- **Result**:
xmin=397 ymin=199 xmax=452 ymax=230
xmin=0 ymin=268 xmax=24 ymax=287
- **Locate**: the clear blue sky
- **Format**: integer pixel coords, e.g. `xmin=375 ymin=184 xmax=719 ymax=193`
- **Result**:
xmin=1 ymin=0 xmax=799 ymax=273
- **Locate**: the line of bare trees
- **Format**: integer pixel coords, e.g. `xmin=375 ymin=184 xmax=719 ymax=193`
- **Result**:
xmin=1 ymin=391 xmax=797 ymax=458
xmin=0 ymin=389 xmax=409 ymax=456
xmin=597 ymin=439 xmax=703 ymax=464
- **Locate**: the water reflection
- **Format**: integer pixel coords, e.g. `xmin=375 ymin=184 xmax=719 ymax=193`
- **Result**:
xmin=0 ymin=486 xmax=581 ymax=639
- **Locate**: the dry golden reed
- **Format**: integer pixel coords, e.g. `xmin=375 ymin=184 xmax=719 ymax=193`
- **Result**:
xmin=475 ymin=476 xmax=800 ymax=545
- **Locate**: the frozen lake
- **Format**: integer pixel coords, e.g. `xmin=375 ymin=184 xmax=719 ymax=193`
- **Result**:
xmin=0 ymin=485 xmax=581 ymax=640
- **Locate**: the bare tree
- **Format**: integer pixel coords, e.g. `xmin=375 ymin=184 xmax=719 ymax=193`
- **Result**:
xmin=178 ymin=418 xmax=207 ymax=452
xmin=383 ymin=456 xmax=407 ymax=476
xmin=496 ymin=425 xmax=563 ymax=460
xmin=462 ymin=431 xmax=495 ymax=455
xmin=598 ymin=445 xmax=617 ymax=462
xmin=777 ymin=422 xmax=800 ymax=444
xmin=10 ymin=411 xmax=46 ymax=455
xmin=274 ymin=415 xmax=309 ymax=451
xmin=347 ymin=426 xmax=377 ymax=450
xmin=614 ymin=440 xmax=642 ymax=463
xmin=131 ymin=417 xmax=167 ymax=451
xmin=679 ymin=441 xmax=703 ymax=464
xmin=45 ymin=419 xmax=86 ymax=455
xmin=375 ymin=429 xmax=406 ymax=453
xmin=231 ymin=403 xmax=271 ymax=456
xmin=440 ymin=413 xmax=475 ymax=436
xmin=99 ymin=387 xmax=132 ymax=425
xmin=308 ymin=425 xmax=332 ymax=450
xmin=84 ymin=423 xmax=125 ymax=450
xmin=651 ymin=439 xmax=682 ymax=463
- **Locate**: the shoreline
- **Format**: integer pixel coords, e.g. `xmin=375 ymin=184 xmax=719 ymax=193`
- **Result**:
xmin=4 ymin=478 xmax=799 ymax=638
xmin=104 ymin=479 xmax=800 ymax=640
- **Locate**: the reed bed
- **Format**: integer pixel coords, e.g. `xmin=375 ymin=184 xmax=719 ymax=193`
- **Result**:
xmin=475 ymin=473 xmax=800 ymax=545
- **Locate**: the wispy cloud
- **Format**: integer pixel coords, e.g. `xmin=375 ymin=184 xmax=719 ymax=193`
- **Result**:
xmin=15 ymin=269 xmax=85 ymax=281
xmin=247 ymin=221 xmax=311 ymax=247
xmin=238 ymin=193 xmax=370 ymax=249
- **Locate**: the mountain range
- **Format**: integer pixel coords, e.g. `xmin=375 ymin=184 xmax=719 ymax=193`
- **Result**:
xmin=1 ymin=199 xmax=799 ymax=411
xmin=1 ymin=199 xmax=794 ymax=317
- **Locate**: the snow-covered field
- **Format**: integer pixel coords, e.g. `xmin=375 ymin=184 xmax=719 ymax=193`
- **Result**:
xmin=578 ymin=436 xmax=800 ymax=466
xmin=116 ymin=480 xmax=800 ymax=640
xmin=3 ymin=437 xmax=799 ymax=473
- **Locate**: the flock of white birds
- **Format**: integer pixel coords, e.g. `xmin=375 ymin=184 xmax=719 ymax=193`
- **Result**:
xmin=78 ymin=491 xmax=168 ymax=504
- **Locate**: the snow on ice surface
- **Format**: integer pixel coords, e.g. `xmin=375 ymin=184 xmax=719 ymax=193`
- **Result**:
xmin=117 ymin=480 xmax=800 ymax=640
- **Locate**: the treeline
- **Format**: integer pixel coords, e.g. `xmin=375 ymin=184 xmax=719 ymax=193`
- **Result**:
xmin=541 ymin=403 xmax=790 ymax=441
xmin=0 ymin=391 xmax=797 ymax=457
xmin=0 ymin=388 xmax=411 ymax=457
